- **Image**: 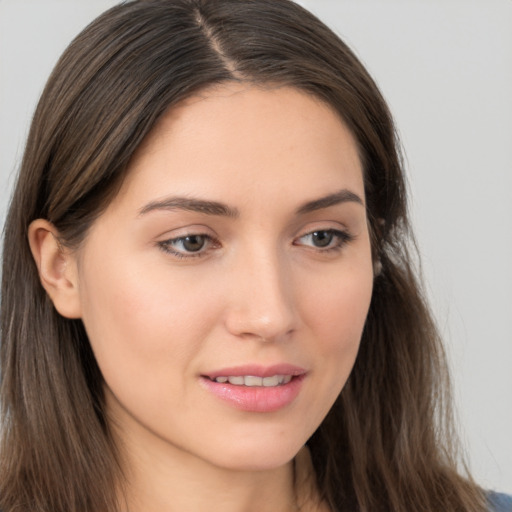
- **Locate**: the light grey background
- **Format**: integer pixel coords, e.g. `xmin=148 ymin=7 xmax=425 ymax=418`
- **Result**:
xmin=1 ymin=0 xmax=511 ymax=494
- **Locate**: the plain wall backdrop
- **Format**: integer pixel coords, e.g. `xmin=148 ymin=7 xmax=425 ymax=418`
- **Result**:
xmin=1 ymin=0 xmax=511 ymax=494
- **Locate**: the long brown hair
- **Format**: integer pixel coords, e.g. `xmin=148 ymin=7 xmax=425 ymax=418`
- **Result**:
xmin=0 ymin=1 xmax=486 ymax=511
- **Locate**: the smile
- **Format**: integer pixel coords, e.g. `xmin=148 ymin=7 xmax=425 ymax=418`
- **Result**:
xmin=210 ymin=375 xmax=293 ymax=386
xmin=200 ymin=366 xmax=306 ymax=412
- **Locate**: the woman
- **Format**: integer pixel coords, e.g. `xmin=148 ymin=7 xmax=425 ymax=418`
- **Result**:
xmin=0 ymin=1 xmax=509 ymax=511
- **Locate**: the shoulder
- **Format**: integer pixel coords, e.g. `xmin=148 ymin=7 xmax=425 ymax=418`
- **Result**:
xmin=487 ymin=492 xmax=512 ymax=512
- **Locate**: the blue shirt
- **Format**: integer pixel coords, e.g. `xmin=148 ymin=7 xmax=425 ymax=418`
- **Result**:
xmin=488 ymin=492 xmax=512 ymax=512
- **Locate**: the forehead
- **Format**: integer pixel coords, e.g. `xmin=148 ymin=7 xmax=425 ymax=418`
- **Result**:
xmin=116 ymin=83 xmax=364 ymax=211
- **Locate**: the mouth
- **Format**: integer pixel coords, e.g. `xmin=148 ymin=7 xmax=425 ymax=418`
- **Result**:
xmin=207 ymin=375 xmax=293 ymax=387
xmin=200 ymin=365 xmax=307 ymax=412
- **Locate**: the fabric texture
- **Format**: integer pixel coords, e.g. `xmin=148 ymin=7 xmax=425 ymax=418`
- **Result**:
xmin=488 ymin=492 xmax=512 ymax=512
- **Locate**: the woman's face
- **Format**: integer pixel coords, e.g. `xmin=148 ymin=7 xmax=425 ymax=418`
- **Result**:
xmin=74 ymin=84 xmax=373 ymax=471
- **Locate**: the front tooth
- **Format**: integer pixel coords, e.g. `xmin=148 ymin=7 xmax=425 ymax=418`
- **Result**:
xmin=221 ymin=375 xmax=292 ymax=386
xmin=244 ymin=376 xmax=263 ymax=387
xmin=263 ymin=375 xmax=280 ymax=387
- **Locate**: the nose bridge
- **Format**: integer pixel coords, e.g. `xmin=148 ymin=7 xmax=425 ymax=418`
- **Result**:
xmin=225 ymin=240 xmax=296 ymax=341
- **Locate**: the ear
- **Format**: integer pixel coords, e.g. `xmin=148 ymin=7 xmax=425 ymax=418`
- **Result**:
xmin=28 ymin=219 xmax=82 ymax=319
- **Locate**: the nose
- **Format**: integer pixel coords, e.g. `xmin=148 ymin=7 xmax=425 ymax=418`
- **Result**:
xmin=223 ymin=247 xmax=297 ymax=343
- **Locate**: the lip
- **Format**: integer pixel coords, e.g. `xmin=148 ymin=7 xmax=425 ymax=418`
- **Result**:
xmin=203 ymin=364 xmax=307 ymax=380
xmin=200 ymin=364 xmax=307 ymax=413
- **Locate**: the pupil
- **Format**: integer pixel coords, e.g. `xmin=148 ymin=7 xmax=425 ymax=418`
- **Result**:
xmin=313 ymin=231 xmax=333 ymax=247
xmin=183 ymin=235 xmax=205 ymax=252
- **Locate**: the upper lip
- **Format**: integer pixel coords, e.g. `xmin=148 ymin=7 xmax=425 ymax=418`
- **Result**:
xmin=202 ymin=364 xmax=307 ymax=379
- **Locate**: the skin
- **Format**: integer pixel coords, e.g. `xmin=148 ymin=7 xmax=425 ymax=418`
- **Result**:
xmin=29 ymin=84 xmax=374 ymax=512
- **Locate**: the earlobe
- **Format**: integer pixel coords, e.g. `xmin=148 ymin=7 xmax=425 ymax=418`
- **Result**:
xmin=28 ymin=219 xmax=82 ymax=319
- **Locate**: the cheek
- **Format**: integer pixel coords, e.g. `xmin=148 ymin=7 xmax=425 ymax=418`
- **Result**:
xmin=76 ymin=251 xmax=222 ymax=387
xmin=299 ymin=256 xmax=373 ymax=386
xmin=288 ymin=262 xmax=372 ymax=438
xmin=303 ymin=260 xmax=373 ymax=346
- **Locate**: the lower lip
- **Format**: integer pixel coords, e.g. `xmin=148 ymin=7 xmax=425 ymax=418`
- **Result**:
xmin=200 ymin=375 xmax=305 ymax=413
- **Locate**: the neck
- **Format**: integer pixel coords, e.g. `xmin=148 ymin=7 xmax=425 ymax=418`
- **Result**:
xmin=113 ymin=420 xmax=298 ymax=512
xmin=127 ymin=456 xmax=296 ymax=512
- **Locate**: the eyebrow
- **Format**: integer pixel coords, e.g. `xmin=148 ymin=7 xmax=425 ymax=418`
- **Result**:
xmin=138 ymin=188 xmax=363 ymax=218
xmin=295 ymin=189 xmax=364 ymax=214
xmin=139 ymin=197 xmax=240 ymax=218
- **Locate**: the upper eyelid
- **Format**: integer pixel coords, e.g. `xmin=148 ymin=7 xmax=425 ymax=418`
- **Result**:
xmin=156 ymin=222 xmax=353 ymax=248
xmin=295 ymin=228 xmax=352 ymax=243
xmin=293 ymin=216 xmax=351 ymax=232
xmin=160 ymin=233 xmax=216 ymax=247
xmin=157 ymin=225 xmax=351 ymax=242
xmin=154 ymin=224 xmax=216 ymax=240
xmin=294 ymin=224 xmax=351 ymax=239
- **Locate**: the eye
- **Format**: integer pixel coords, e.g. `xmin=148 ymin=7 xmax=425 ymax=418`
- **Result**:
xmin=295 ymin=229 xmax=353 ymax=252
xmin=158 ymin=234 xmax=218 ymax=259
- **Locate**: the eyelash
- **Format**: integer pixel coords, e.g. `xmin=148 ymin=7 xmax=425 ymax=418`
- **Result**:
xmin=294 ymin=229 xmax=354 ymax=253
xmin=158 ymin=234 xmax=219 ymax=259
xmin=157 ymin=229 xmax=354 ymax=259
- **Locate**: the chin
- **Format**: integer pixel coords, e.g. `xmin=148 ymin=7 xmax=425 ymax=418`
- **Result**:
xmin=201 ymin=434 xmax=307 ymax=472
